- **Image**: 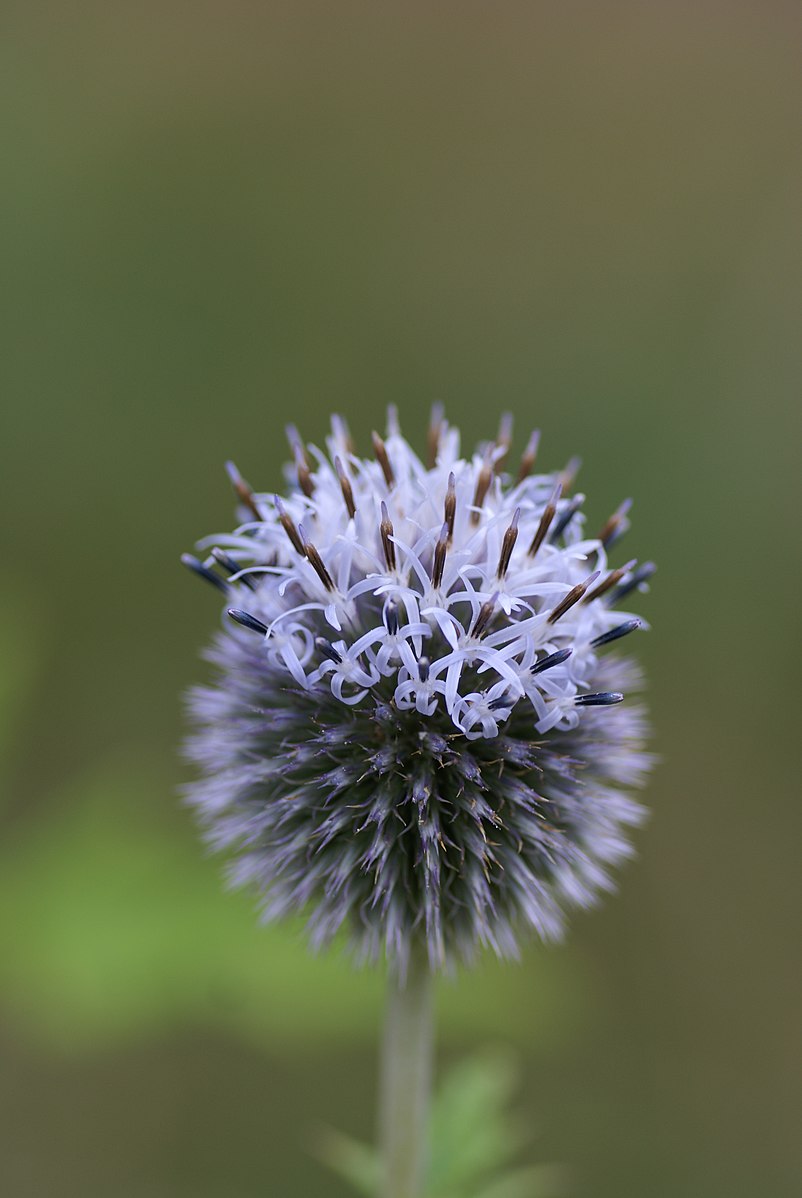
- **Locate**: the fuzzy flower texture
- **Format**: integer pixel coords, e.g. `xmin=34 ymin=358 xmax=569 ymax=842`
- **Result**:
xmin=183 ymin=409 xmax=655 ymax=972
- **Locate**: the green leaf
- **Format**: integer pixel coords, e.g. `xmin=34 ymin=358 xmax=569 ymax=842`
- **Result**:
xmin=427 ymin=1050 xmax=524 ymax=1196
xmin=313 ymin=1127 xmax=381 ymax=1197
xmin=314 ymin=1053 xmax=562 ymax=1198
xmin=472 ymin=1164 xmax=570 ymax=1198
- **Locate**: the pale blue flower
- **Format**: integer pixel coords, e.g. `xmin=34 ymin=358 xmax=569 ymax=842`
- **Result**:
xmin=183 ymin=410 xmax=655 ymax=972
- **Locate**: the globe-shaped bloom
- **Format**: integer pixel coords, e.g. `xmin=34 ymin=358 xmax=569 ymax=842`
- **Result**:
xmin=183 ymin=410 xmax=654 ymax=973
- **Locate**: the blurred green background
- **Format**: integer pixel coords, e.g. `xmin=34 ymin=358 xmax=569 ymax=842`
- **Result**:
xmin=1 ymin=3 xmax=800 ymax=1196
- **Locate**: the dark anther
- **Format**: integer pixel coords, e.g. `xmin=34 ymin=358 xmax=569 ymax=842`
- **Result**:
xmin=444 ymin=473 xmax=457 ymax=542
xmin=228 ymin=608 xmax=268 ymax=635
xmin=516 ymin=429 xmax=540 ymax=483
xmin=575 ymin=691 xmax=624 ymax=707
xmin=372 ymin=431 xmax=395 ymax=488
xmin=527 ymin=483 xmax=561 ymax=558
xmin=597 ymin=498 xmax=632 ymax=549
xmin=497 ymin=507 xmax=521 ymax=578
xmin=548 ymin=571 xmax=600 ymax=624
xmin=495 ymin=412 xmax=514 ymax=469
xmin=549 ymin=494 xmax=584 ymax=543
xmin=335 ymin=456 xmax=356 ymax=519
xmin=418 ymin=656 xmax=430 ymax=682
xmin=315 ymin=636 xmax=342 ymax=663
xmin=285 ymin=424 xmax=312 ymax=470
xmin=591 ymin=619 xmax=642 ymax=648
xmin=471 ymin=593 xmax=498 ymax=639
xmin=294 ymin=447 xmax=315 ymax=499
xmin=470 ymin=451 xmax=494 ymax=525
xmin=181 ymin=553 xmax=229 ymax=594
xmin=225 ymin=461 xmax=262 ymax=521
xmin=427 ymin=402 xmax=445 ymax=468
xmin=607 ymin=562 xmax=656 ymax=606
xmin=298 ymin=524 xmax=335 ymax=591
xmin=211 ymin=548 xmax=257 ymax=590
xmin=386 ymin=404 xmax=400 ymax=437
xmin=432 ymin=522 xmax=449 ymax=589
xmin=274 ymin=495 xmax=306 ymax=555
xmin=581 ymin=559 xmax=636 ymax=604
xmin=488 ymin=695 xmax=511 ymax=711
xmin=380 ymin=501 xmax=397 ymax=571
xmin=383 ymin=600 xmax=399 ymax=636
xmin=331 ymin=414 xmax=355 ymax=455
xmin=558 ymin=455 xmax=582 ymax=494
xmin=531 ymin=646 xmax=573 ymax=674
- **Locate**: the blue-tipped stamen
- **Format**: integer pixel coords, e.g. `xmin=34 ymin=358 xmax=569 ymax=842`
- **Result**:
xmin=575 ymin=691 xmax=624 ymax=707
xmin=531 ymin=646 xmax=573 ymax=674
xmin=591 ymin=619 xmax=642 ymax=648
xmin=549 ymin=493 xmax=584 ymax=543
xmin=228 ymin=608 xmax=268 ymax=635
xmin=315 ymin=637 xmax=343 ymax=664
xmin=608 ymin=562 xmax=656 ymax=606
xmin=383 ymin=600 xmax=399 ymax=636
xmin=211 ymin=548 xmax=257 ymax=590
xmin=181 ymin=553 xmax=229 ymax=594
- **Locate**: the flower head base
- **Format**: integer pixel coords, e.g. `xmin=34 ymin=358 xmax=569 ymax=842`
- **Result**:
xmin=184 ymin=410 xmax=654 ymax=972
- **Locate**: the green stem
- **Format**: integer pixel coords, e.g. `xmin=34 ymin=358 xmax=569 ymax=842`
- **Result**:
xmin=380 ymin=946 xmax=434 ymax=1198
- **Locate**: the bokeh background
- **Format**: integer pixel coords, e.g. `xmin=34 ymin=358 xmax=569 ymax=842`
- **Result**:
xmin=2 ymin=3 xmax=800 ymax=1196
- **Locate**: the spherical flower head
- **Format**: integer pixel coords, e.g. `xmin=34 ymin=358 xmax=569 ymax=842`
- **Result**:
xmin=183 ymin=409 xmax=655 ymax=974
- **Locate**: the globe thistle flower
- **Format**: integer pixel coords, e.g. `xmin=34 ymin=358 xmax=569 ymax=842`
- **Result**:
xmin=183 ymin=409 xmax=654 ymax=975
